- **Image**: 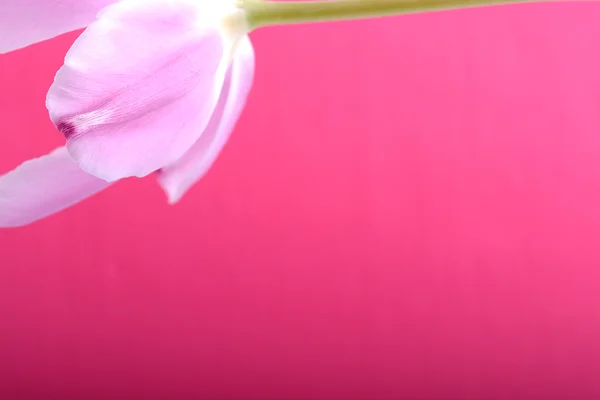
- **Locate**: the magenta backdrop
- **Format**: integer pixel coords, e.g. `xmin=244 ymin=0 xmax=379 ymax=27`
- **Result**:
xmin=2 ymin=3 xmax=600 ymax=399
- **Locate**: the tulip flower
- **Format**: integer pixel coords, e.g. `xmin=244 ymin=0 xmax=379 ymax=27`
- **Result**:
xmin=0 ymin=0 xmax=568 ymax=227
xmin=1 ymin=0 xmax=254 ymax=227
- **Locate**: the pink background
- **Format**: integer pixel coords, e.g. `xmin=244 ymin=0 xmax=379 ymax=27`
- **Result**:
xmin=1 ymin=3 xmax=600 ymax=399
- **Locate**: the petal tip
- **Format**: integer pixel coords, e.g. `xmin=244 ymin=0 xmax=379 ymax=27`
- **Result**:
xmin=157 ymin=177 xmax=185 ymax=206
xmin=165 ymin=188 xmax=184 ymax=205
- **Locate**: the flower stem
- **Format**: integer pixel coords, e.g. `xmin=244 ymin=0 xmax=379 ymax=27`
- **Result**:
xmin=243 ymin=0 xmax=548 ymax=29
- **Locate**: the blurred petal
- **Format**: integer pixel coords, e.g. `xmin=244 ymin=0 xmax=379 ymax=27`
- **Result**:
xmin=157 ymin=37 xmax=255 ymax=204
xmin=0 ymin=0 xmax=118 ymax=54
xmin=0 ymin=147 xmax=110 ymax=228
xmin=47 ymin=0 xmax=238 ymax=182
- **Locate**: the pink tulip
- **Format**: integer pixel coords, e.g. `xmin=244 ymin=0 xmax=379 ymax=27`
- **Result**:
xmin=1 ymin=0 xmax=565 ymax=227
xmin=0 ymin=0 xmax=255 ymax=227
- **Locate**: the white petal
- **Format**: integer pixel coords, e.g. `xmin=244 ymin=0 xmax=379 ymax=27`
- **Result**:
xmin=0 ymin=147 xmax=110 ymax=227
xmin=0 ymin=0 xmax=118 ymax=54
xmin=157 ymin=36 xmax=255 ymax=204
xmin=46 ymin=0 xmax=247 ymax=182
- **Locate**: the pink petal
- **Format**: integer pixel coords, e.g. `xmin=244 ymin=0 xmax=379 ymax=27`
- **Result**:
xmin=46 ymin=0 xmax=240 ymax=182
xmin=0 ymin=0 xmax=118 ymax=54
xmin=156 ymin=36 xmax=255 ymax=204
xmin=0 ymin=147 xmax=110 ymax=228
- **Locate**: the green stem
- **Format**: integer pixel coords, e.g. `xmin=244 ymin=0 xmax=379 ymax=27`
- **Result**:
xmin=244 ymin=0 xmax=547 ymax=29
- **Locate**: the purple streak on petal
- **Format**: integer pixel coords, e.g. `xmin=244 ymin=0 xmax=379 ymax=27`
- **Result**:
xmin=57 ymin=121 xmax=77 ymax=138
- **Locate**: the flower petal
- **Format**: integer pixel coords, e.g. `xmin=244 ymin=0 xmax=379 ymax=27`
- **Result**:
xmin=0 ymin=0 xmax=118 ymax=54
xmin=156 ymin=36 xmax=255 ymax=204
xmin=46 ymin=0 xmax=242 ymax=182
xmin=0 ymin=147 xmax=110 ymax=228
